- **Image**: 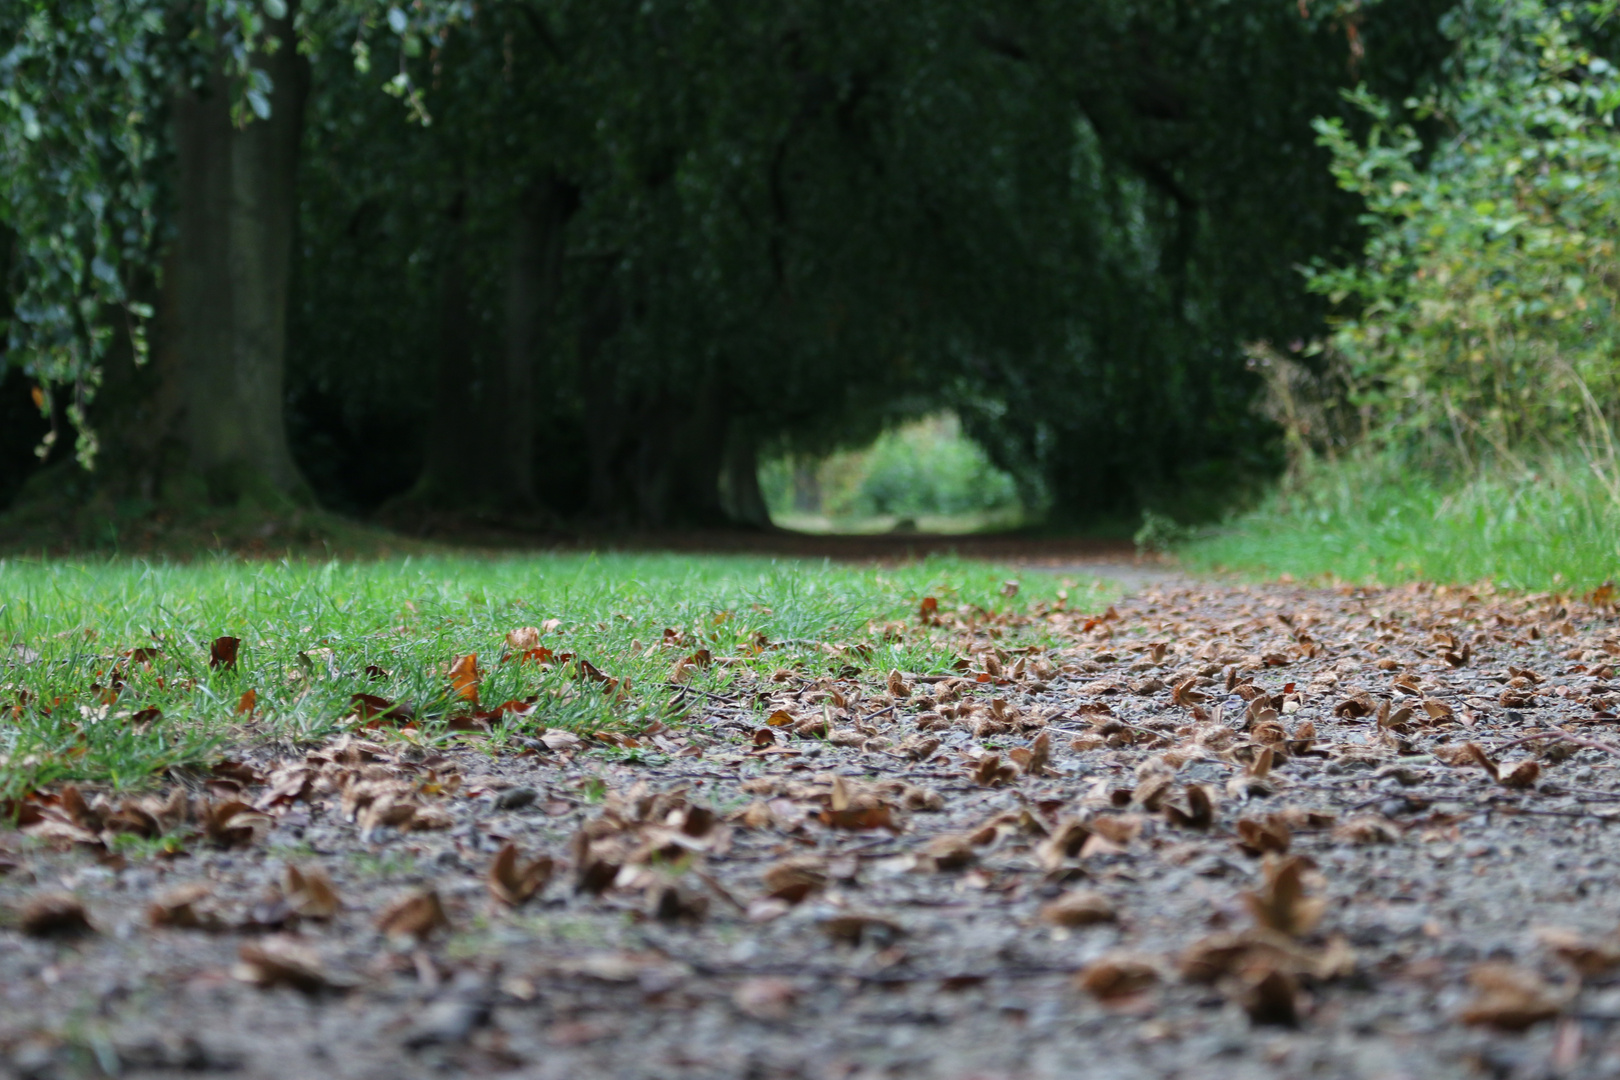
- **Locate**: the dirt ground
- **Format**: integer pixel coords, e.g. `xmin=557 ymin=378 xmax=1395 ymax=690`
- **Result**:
xmin=7 ymin=576 xmax=1620 ymax=1080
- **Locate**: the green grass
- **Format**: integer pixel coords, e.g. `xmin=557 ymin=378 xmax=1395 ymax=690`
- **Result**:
xmin=0 ymin=552 xmax=1100 ymax=800
xmin=1183 ymin=452 xmax=1620 ymax=591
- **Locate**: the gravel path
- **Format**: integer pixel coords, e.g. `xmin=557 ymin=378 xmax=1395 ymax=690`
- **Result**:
xmin=6 ymin=578 xmax=1620 ymax=1080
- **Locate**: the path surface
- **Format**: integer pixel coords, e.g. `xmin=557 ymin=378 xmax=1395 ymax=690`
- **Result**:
xmin=6 ymin=578 xmax=1620 ymax=1080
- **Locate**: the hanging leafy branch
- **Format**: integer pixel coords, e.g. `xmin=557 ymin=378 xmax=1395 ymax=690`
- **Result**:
xmin=0 ymin=0 xmax=409 ymax=467
xmin=0 ymin=1 xmax=167 ymax=466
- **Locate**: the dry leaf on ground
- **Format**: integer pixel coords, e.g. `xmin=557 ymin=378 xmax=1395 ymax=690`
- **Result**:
xmin=376 ymin=889 xmax=450 ymax=941
xmin=487 ymin=842 xmax=555 ymax=907
xmin=234 ymin=937 xmax=349 ymax=994
xmin=1075 ymin=953 xmax=1160 ymax=1000
xmin=1243 ymin=856 xmax=1324 ymax=937
xmin=1458 ymin=963 xmax=1569 ymax=1031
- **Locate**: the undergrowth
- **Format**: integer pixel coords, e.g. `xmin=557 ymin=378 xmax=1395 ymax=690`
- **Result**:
xmin=1183 ymin=452 xmax=1620 ymax=591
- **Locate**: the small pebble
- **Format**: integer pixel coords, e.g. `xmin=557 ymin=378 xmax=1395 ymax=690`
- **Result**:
xmin=495 ymin=786 xmax=539 ymax=811
xmin=402 ymin=999 xmax=489 ymax=1048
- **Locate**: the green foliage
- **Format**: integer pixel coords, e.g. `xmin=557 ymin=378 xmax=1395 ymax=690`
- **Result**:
xmin=0 ymin=1 xmax=166 ymax=465
xmin=0 ymin=0 xmax=328 ymax=467
xmin=1184 ymin=449 xmax=1620 ymax=590
xmin=762 ymin=415 xmax=1022 ymax=525
xmin=1198 ymin=2 xmax=1620 ymax=592
xmin=1 ymin=0 xmax=1464 ymax=523
xmin=1308 ymin=0 xmax=1620 ymax=462
xmin=1133 ymin=510 xmax=1194 ymax=555
xmin=853 ymin=420 xmax=1022 ymax=519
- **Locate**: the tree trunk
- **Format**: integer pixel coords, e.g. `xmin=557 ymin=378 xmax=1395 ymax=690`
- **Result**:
xmin=577 ymin=279 xmax=730 ymax=528
xmin=494 ymin=176 xmax=578 ymax=510
xmin=172 ymin=3 xmax=310 ymax=506
xmin=582 ymin=278 xmax=628 ymax=520
xmin=90 ymin=250 xmax=185 ymax=501
xmin=406 ymin=189 xmax=484 ymax=507
xmin=720 ymin=420 xmax=772 ymax=528
xmin=645 ymin=377 xmax=729 ymax=526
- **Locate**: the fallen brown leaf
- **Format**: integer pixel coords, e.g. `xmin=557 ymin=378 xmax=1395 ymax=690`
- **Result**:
xmin=1036 ymin=818 xmax=1091 ymax=871
xmin=886 ymin=669 xmax=911 ymax=698
xmin=506 ymin=626 xmax=542 ymax=651
xmin=733 ymin=977 xmax=799 ymax=1021
xmin=148 ymin=883 xmax=226 ymax=931
xmin=1243 ymin=856 xmax=1324 ymax=937
xmin=762 ymin=857 xmax=828 ymax=903
xmin=487 ymin=841 xmax=555 ymax=907
xmin=1538 ymin=926 xmax=1620 ymax=977
xmin=819 ymin=805 xmax=899 ymax=832
xmin=449 ymin=653 xmax=480 ymax=704
xmin=284 ymin=865 xmax=341 ymax=919
xmin=1039 ymin=889 xmax=1116 ymax=927
xmin=1172 ymin=678 xmax=1207 ymax=708
xmin=1333 ymin=815 xmax=1402 ymax=845
xmin=819 ymin=913 xmax=904 ymax=947
xmin=1179 ymin=927 xmax=1353 ymax=984
xmin=1009 ymin=731 xmax=1052 ymax=777
xmin=376 ymin=888 xmax=450 ymax=941
xmin=1164 ymin=784 xmax=1214 ymax=830
xmin=970 ymin=753 xmax=1018 ymax=788
xmin=647 ymin=881 xmax=709 ymax=924
xmin=198 ymin=799 xmax=270 ymax=848
xmin=234 ymin=936 xmax=349 ymax=994
xmin=1235 ymin=816 xmax=1291 ymax=857
xmin=1075 ymin=953 xmax=1160 ymax=1000
xmin=209 ymin=636 xmax=240 ymax=670
xmin=922 ymin=832 xmax=979 ymax=871
xmin=1459 ymin=963 xmax=1568 ymax=1031
xmin=1242 ymin=965 xmax=1300 ymax=1027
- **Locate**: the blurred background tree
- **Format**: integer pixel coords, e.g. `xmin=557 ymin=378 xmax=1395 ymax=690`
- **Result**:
xmin=2 ymin=0 xmax=1500 ymax=534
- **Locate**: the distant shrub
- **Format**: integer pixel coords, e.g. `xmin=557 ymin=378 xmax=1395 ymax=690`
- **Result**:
xmin=762 ymin=414 xmax=1022 ymax=522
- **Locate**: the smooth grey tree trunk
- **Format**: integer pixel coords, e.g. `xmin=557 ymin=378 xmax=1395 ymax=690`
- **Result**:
xmin=172 ymin=5 xmax=310 ymax=505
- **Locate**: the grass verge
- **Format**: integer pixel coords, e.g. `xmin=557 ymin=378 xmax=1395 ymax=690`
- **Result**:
xmin=1182 ymin=452 xmax=1620 ymax=591
xmin=0 ymin=553 xmax=1102 ymax=800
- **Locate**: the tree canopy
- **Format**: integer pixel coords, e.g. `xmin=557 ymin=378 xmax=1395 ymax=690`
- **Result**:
xmin=1 ymin=0 xmax=1464 ymax=526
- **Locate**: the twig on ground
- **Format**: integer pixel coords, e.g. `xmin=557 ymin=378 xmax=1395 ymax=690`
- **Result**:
xmin=665 ymin=684 xmax=739 ymax=704
xmin=1492 ymin=730 xmax=1620 ymax=757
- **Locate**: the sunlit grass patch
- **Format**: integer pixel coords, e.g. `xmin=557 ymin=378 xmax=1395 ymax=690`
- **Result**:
xmin=1183 ymin=453 xmax=1620 ymax=592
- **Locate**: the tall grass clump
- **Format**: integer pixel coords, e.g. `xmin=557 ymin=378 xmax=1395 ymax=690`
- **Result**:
xmin=1186 ymin=453 xmax=1620 ymax=589
xmin=1190 ymin=0 xmax=1620 ymax=588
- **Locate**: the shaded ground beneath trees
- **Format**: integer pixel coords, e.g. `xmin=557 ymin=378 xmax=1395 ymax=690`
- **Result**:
xmin=0 ymin=498 xmax=1148 ymax=575
xmin=7 ymin=575 xmax=1620 ymax=1079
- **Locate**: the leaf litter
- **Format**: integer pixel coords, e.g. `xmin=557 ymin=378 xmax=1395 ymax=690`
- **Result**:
xmin=4 ymin=578 xmax=1620 ymax=1075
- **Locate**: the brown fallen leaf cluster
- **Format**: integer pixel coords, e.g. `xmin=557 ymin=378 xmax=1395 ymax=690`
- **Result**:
xmin=7 ymin=576 xmax=1620 ymax=1076
xmin=565 ymin=781 xmax=733 ymax=920
xmin=148 ymin=865 xmax=342 ymax=933
xmin=17 ymin=782 xmax=271 ymax=851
